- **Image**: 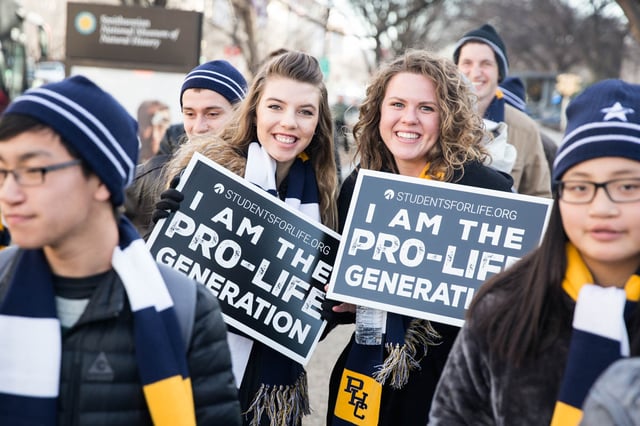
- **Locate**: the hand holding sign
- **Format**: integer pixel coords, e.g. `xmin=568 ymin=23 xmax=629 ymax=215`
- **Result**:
xmin=147 ymin=152 xmax=341 ymax=365
xmin=320 ymin=284 xmax=355 ymax=325
xmin=152 ymin=174 xmax=183 ymax=223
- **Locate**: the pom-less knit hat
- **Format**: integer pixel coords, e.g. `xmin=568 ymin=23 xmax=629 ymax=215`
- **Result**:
xmin=4 ymin=75 xmax=138 ymax=206
xmin=180 ymin=60 xmax=247 ymax=107
xmin=453 ymin=23 xmax=509 ymax=82
xmin=500 ymin=76 xmax=527 ymax=112
xmin=552 ymin=79 xmax=640 ymax=182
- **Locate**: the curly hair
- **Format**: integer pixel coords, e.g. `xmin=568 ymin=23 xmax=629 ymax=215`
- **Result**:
xmin=354 ymin=49 xmax=487 ymax=181
xmin=165 ymin=51 xmax=338 ymax=230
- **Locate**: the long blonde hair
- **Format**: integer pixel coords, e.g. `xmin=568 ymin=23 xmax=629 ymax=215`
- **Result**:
xmin=354 ymin=49 xmax=487 ymax=181
xmin=165 ymin=51 xmax=338 ymax=230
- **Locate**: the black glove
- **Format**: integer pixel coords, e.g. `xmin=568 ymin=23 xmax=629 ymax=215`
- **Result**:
xmin=151 ymin=174 xmax=184 ymax=223
xmin=319 ymin=296 xmax=356 ymax=341
xmin=320 ymin=296 xmax=356 ymax=325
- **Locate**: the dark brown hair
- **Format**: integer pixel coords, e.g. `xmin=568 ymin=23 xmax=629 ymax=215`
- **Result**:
xmin=469 ymin=194 xmax=640 ymax=364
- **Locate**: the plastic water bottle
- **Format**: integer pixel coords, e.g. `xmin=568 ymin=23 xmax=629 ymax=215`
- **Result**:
xmin=355 ymin=305 xmax=387 ymax=345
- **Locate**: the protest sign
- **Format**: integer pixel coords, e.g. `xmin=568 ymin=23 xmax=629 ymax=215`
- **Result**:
xmin=327 ymin=169 xmax=553 ymax=327
xmin=147 ymin=152 xmax=340 ymax=365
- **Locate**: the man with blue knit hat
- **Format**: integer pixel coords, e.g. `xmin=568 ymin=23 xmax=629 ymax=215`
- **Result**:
xmin=125 ymin=59 xmax=248 ymax=236
xmin=179 ymin=59 xmax=247 ymax=141
xmin=454 ymin=23 xmax=552 ymax=197
xmin=162 ymin=59 xmax=248 ymax=154
xmin=0 ymin=75 xmax=241 ymax=425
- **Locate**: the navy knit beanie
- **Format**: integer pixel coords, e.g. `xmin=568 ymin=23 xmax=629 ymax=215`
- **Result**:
xmin=552 ymin=79 xmax=640 ymax=182
xmin=4 ymin=75 xmax=138 ymax=206
xmin=500 ymin=76 xmax=527 ymax=112
xmin=453 ymin=24 xmax=509 ymax=82
xmin=180 ymin=60 xmax=247 ymax=107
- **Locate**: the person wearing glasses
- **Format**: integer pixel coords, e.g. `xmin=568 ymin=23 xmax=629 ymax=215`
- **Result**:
xmin=0 ymin=75 xmax=241 ymax=425
xmin=429 ymin=79 xmax=640 ymax=426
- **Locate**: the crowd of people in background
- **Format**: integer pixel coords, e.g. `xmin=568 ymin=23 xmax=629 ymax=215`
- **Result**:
xmin=1 ymin=21 xmax=639 ymax=426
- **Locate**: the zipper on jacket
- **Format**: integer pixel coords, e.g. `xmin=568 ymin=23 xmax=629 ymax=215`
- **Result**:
xmin=64 ymin=326 xmax=84 ymax=426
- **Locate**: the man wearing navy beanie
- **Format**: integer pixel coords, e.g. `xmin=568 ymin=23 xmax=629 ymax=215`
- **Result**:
xmin=125 ymin=60 xmax=248 ymax=236
xmin=454 ymin=23 xmax=552 ymax=198
xmin=179 ymin=59 xmax=247 ymax=141
xmin=0 ymin=75 xmax=241 ymax=425
xmin=453 ymin=24 xmax=509 ymax=83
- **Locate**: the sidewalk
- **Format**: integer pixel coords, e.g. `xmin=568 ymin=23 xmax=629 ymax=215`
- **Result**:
xmin=306 ymin=324 xmax=354 ymax=425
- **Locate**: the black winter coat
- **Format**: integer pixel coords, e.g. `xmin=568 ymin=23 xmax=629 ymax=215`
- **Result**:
xmin=326 ymin=162 xmax=514 ymax=426
xmin=0 ymin=257 xmax=242 ymax=426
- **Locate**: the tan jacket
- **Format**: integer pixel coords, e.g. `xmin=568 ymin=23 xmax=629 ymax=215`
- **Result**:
xmin=504 ymin=104 xmax=552 ymax=197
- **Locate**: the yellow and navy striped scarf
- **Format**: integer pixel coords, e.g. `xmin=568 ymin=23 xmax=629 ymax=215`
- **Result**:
xmin=0 ymin=221 xmax=9 ymax=249
xmin=332 ymin=164 xmax=443 ymax=425
xmin=0 ymin=217 xmax=195 ymax=425
xmin=551 ymin=243 xmax=640 ymax=426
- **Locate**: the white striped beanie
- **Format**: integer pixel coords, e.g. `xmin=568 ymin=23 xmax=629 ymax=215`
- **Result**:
xmin=180 ymin=60 xmax=247 ymax=107
xmin=552 ymin=79 xmax=640 ymax=182
xmin=4 ymin=75 xmax=138 ymax=206
xmin=500 ymin=76 xmax=528 ymax=112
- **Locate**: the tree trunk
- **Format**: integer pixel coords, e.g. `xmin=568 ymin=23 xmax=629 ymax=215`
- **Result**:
xmin=617 ymin=0 xmax=640 ymax=43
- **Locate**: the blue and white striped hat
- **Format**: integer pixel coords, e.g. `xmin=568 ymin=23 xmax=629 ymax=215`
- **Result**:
xmin=4 ymin=75 xmax=138 ymax=206
xmin=500 ymin=77 xmax=527 ymax=112
xmin=180 ymin=60 xmax=247 ymax=107
xmin=552 ymin=79 xmax=640 ymax=182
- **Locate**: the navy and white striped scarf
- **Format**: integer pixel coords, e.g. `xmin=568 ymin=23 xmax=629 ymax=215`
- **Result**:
xmin=232 ymin=142 xmax=319 ymax=425
xmin=0 ymin=218 xmax=195 ymax=425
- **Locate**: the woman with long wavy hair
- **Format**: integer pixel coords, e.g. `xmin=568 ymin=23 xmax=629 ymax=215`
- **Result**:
xmin=159 ymin=50 xmax=338 ymax=426
xmin=323 ymin=49 xmax=513 ymax=426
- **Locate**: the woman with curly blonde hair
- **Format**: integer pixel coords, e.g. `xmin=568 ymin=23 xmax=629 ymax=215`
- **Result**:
xmin=156 ymin=50 xmax=338 ymax=426
xmin=353 ymin=50 xmax=489 ymax=182
xmin=324 ymin=49 xmax=513 ymax=425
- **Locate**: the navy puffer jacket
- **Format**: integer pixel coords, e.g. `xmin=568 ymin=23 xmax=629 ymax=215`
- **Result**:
xmin=0 ymin=255 xmax=242 ymax=425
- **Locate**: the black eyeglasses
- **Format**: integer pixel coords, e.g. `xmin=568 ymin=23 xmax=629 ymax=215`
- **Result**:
xmin=556 ymin=178 xmax=640 ymax=204
xmin=0 ymin=159 xmax=82 ymax=187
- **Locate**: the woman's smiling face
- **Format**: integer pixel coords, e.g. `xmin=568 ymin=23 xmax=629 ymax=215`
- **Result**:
xmin=256 ymin=77 xmax=320 ymax=173
xmin=378 ymin=72 xmax=441 ymax=177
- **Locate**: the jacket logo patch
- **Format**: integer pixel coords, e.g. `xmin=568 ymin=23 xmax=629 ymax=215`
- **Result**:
xmin=87 ymin=351 xmax=114 ymax=381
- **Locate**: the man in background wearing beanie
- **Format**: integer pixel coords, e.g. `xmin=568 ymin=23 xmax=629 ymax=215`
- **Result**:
xmin=0 ymin=75 xmax=241 ymax=425
xmin=454 ymin=23 xmax=552 ymax=197
xmin=125 ymin=59 xmax=248 ymax=237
